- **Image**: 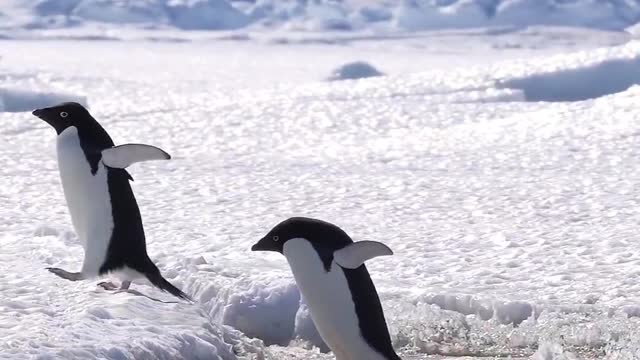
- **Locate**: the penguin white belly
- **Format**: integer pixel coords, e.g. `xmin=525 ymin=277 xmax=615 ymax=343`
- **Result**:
xmin=56 ymin=126 xmax=114 ymax=276
xmin=284 ymin=239 xmax=387 ymax=360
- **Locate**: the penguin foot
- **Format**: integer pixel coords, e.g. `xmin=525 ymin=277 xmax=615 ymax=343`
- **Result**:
xmin=98 ymin=281 xmax=132 ymax=291
xmin=120 ymin=280 xmax=131 ymax=290
xmin=97 ymin=281 xmax=119 ymax=291
xmin=46 ymin=267 xmax=84 ymax=281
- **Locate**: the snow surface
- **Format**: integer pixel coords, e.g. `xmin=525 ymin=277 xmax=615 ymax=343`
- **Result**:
xmin=2 ymin=26 xmax=640 ymax=360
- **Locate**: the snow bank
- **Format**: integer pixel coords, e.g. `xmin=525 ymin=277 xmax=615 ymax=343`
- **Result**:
xmin=222 ymin=282 xmax=300 ymax=346
xmin=327 ymin=61 xmax=384 ymax=81
xmin=493 ymin=40 xmax=640 ymax=101
xmin=0 ymin=88 xmax=87 ymax=112
xmin=293 ymin=302 xmax=329 ymax=352
xmin=497 ymin=55 xmax=640 ymax=102
xmin=3 ymin=0 xmax=640 ymax=33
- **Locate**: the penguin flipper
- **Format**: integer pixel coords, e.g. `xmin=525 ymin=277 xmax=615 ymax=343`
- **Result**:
xmin=101 ymin=144 xmax=171 ymax=169
xmin=334 ymin=241 xmax=394 ymax=269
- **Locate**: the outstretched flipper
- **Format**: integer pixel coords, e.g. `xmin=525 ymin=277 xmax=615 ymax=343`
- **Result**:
xmin=333 ymin=241 xmax=394 ymax=269
xmin=101 ymin=144 xmax=171 ymax=169
xmin=47 ymin=267 xmax=85 ymax=281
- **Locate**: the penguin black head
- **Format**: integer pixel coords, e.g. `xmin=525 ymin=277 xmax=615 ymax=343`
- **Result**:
xmin=251 ymin=217 xmax=353 ymax=254
xmin=32 ymin=102 xmax=97 ymax=135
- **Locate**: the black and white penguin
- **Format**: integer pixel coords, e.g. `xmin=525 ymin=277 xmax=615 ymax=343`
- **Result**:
xmin=251 ymin=217 xmax=400 ymax=360
xmin=33 ymin=102 xmax=191 ymax=301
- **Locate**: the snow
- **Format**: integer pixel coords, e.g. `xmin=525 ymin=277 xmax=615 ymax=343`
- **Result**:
xmin=327 ymin=61 xmax=384 ymax=81
xmin=2 ymin=10 xmax=640 ymax=359
xmin=2 ymin=0 xmax=640 ymax=36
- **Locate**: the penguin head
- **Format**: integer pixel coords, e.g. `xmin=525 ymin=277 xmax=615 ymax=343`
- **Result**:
xmin=252 ymin=217 xmax=352 ymax=254
xmin=32 ymin=102 xmax=96 ymax=135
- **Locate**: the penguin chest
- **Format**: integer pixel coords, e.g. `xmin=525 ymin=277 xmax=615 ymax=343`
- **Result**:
xmin=56 ymin=126 xmax=113 ymax=274
xmin=284 ymin=239 xmax=386 ymax=360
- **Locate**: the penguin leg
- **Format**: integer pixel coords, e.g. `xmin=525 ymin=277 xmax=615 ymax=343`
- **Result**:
xmin=120 ymin=281 xmax=131 ymax=290
xmin=46 ymin=267 xmax=85 ymax=281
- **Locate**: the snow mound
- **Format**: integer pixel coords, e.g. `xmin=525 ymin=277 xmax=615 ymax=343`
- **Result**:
xmin=327 ymin=61 xmax=384 ymax=81
xmin=532 ymin=342 xmax=573 ymax=360
xmin=293 ymin=302 xmax=329 ymax=352
xmin=222 ymin=282 xmax=300 ymax=346
xmin=0 ymin=88 xmax=87 ymax=112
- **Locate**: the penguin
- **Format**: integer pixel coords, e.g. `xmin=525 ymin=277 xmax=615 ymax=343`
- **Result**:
xmin=251 ymin=217 xmax=400 ymax=360
xmin=32 ymin=102 xmax=191 ymax=301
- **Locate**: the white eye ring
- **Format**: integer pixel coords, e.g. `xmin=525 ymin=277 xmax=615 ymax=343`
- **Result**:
xmin=273 ymin=236 xmax=279 ymax=242
xmin=60 ymin=111 xmax=68 ymax=118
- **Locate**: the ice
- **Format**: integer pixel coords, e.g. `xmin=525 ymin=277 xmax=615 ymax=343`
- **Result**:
xmin=2 ymin=0 xmax=640 ymax=35
xmin=71 ymin=0 xmax=169 ymax=25
xmin=393 ymin=0 xmax=491 ymax=31
xmin=1 ymin=21 xmax=640 ymax=360
xmin=0 ymin=88 xmax=87 ymax=113
xmin=167 ymin=0 xmax=250 ymax=30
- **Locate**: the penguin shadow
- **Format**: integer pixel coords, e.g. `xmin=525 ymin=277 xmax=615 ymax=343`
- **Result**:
xmin=97 ymin=282 xmax=186 ymax=304
xmin=109 ymin=288 xmax=181 ymax=304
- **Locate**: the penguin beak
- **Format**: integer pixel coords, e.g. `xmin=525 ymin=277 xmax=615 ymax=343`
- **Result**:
xmin=32 ymin=107 xmax=55 ymax=128
xmin=251 ymin=237 xmax=269 ymax=252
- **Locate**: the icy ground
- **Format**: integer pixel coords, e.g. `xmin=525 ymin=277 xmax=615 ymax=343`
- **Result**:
xmin=2 ymin=29 xmax=640 ymax=359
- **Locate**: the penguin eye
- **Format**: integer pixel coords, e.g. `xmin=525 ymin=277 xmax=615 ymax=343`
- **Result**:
xmin=60 ymin=111 xmax=68 ymax=118
xmin=273 ymin=235 xmax=279 ymax=242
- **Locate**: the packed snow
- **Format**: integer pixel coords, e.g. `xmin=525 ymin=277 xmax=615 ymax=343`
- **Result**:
xmin=2 ymin=4 xmax=640 ymax=359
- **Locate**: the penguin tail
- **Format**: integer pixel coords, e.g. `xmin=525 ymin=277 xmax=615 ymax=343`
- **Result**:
xmin=144 ymin=267 xmax=193 ymax=302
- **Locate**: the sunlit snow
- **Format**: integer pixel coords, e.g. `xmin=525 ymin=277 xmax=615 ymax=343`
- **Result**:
xmin=2 ymin=2 xmax=640 ymax=359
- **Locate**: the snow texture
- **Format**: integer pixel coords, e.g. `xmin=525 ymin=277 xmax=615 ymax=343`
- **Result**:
xmin=1 ymin=21 xmax=640 ymax=360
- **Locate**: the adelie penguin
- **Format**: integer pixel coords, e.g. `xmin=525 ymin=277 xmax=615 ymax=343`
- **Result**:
xmin=33 ymin=102 xmax=191 ymax=301
xmin=252 ymin=217 xmax=401 ymax=360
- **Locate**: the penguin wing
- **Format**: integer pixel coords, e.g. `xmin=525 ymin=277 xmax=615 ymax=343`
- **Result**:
xmin=101 ymin=144 xmax=171 ymax=169
xmin=333 ymin=241 xmax=394 ymax=269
